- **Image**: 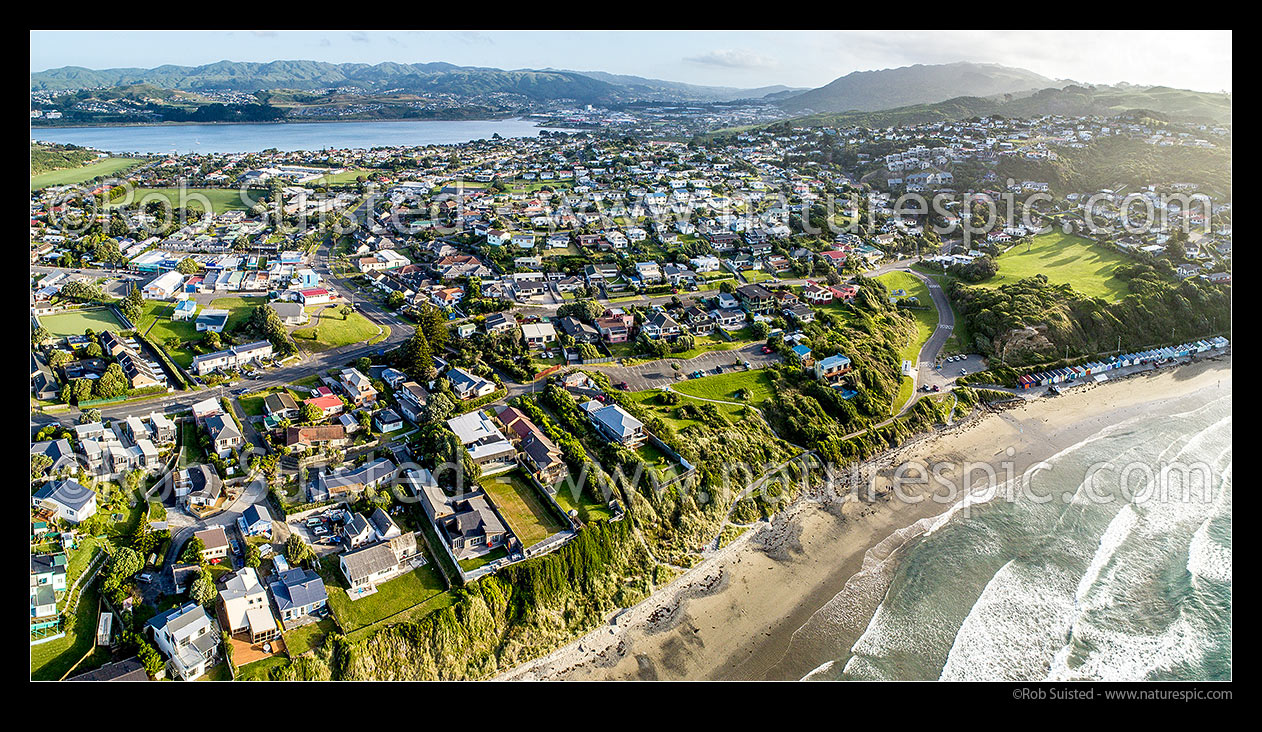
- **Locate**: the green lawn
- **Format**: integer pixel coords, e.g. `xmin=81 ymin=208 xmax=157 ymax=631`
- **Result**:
xmin=320 ymin=557 xmax=447 ymax=634
xmin=480 ymin=470 xmax=566 ymax=548
xmin=876 ymin=271 xmax=938 ymax=413
xmin=309 ymin=168 xmax=371 ymax=186
xmin=671 ymin=369 xmax=775 ymax=407
xmin=30 ymin=580 xmax=102 ymax=680
xmin=234 ymin=655 xmax=290 ymax=681
xmin=111 ymin=187 xmax=261 ymax=213
xmin=282 ymin=618 xmax=336 ymax=657
xmin=458 ymin=546 xmax=508 ymax=572
xmin=292 ymin=307 xmax=386 ymax=352
xmin=208 ymin=297 xmax=266 ymax=331
xmin=136 ymin=301 xmax=201 ymax=368
xmin=983 ymin=231 xmax=1132 ymax=301
xmin=31 ymin=157 xmax=144 ymax=191
xmin=38 ymin=308 xmax=125 ymax=338
xmin=876 ymin=271 xmax=938 ymax=364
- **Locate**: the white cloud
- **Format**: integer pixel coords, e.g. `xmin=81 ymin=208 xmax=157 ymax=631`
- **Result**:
xmin=685 ymin=49 xmax=780 ymax=70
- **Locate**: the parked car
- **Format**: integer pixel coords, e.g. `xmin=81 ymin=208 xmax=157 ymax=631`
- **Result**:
xmin=761 ymin=346 xmax=773 ymax=354
xmin=932 ymin=385 xmax=940 ymax=392
xmin=616 ymin=381 xmax=630 ymax=391
xmin=690 ymin=370 xmax=703 ymax=379
xmin=960 ymin=368 xmax=967 ymax=376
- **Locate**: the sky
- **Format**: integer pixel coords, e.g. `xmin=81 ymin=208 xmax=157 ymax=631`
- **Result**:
xmin=30 ymin=30 xmax=1232 ymax=93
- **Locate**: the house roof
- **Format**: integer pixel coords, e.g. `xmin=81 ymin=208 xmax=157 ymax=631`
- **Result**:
xmin=34 ymin=479 xmax=95 ymax=513
xmin=269 ymin=568 xmax=327 ymax=612
xmin=340 ymin=542 xmax=398 ymax=582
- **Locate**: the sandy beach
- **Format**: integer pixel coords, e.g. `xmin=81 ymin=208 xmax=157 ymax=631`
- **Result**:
xmin=499 ymin=356 xmax=1232 ymax=681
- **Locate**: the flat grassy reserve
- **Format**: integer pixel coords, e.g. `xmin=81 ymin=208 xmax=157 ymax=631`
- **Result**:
xmin=982 ymin=231 xmax=1133 ymax=301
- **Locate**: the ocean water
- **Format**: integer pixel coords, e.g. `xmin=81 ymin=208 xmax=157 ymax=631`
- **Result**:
xmin=30 ymin=117 xmax=568 ymax=155
xmin=806 ymin=388 xmax=1232 ymax=681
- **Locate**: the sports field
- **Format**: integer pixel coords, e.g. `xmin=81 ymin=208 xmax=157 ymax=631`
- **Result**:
xmin=38 ymin=308 xmax=125 ymax=338
xmin=110 ymin=187 xmax=261 ymax=213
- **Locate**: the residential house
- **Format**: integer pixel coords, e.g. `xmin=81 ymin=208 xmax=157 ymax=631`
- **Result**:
xmin=175 ymin=464 xmax=222 ymax=509
xmin=448 ymin=367 xmax=497 ymax=401
xmin=204 ymin=414 xmax=243 ymax=459
xmin=521 ymin=322 xmax=557 ymax=350
xmin=815 ymin=354 xmax=853 ymax=384
xmin=147 ymin=602 xmax=220 ymax=680
xmin=236 ymin=504 xmax=275 ymax=539
xmin=447 ymin=410 xmax=517 ymax=473
xmin=339 ymin=368 xmax=378 ymax=406
xmin=268 ymin=568 xmax=328 ymax=629
xmin=194 ymin=526 xmax=230 ymax=562
xmin=218 ymin=567 xmax=279 ymax=643
xmin=32 ymin=479 xmax=97 ymax=524
xmin=495 ymin=405 xmax=569 ymax=486
xmin=582 ymin=400 xmax=646 ymax=448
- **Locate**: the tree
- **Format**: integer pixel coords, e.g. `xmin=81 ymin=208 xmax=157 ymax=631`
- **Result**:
xmin=190 ymin=573 xmax=218 ymax=605
xmin=356 ymin=357 xmax=372 ymax=373
xmin=94 ymin=363 xmax=130 ymax=399
xmin=299 ymin=402 xmax=323 ymax=424
xmin=386 ymin=291 xmax=405 ymax=309
xmin=121 ymin=286 xmax=144 ymax=324
xmin=285 ymin=534 xmax=315 ymax=566
xmin=244 ymin=543 xmax=261 ymax=569
xmin=180 ymin=537 xmax=206 ymax=564
xmin=137 ymin=638 xmax=165 ymax=677
xmin=176 ymin=257 xmax=203 ymax=275
xmin=31 ymin=454 xmax=53 ymax=480
xmin=32 ymin=325 xmax=51 ymax=345
xmin=109 ymin=546 xmax=143 ymax=581
xmin=203 ymin=330 xmax=222 ymax=350
xmin=424 ymin=392 xmax=455 ymax=423
xmin=399 ymin=328 xmax=435 ymax=383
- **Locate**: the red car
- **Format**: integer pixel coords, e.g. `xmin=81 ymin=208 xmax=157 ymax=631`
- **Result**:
xmin=761 ymin=346 xmax=773 ymax=354
xmin=616 ymin=381 xmax=630 ymax=390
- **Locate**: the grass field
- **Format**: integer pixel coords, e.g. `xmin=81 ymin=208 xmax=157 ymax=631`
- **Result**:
xmin=671 ymin=368 xmax=775 ymax=407
xmin=209 ymin=296 xmax=266 ymax=330
xmin=135 ymin=301 xmax=202 ymax=368
xmin=480 ymin=470 xmax=566 ymax=548
xmin=31 ymin=157 xmax=144 ymax=191
xmin=310 ymin=168 xmax=371 ymax=186
xmin=234 ymin=655 xmax=290 ymax=681
xmin=112 ymin=187 xmax=261 ymax=213
xmin=292 ymin=306 xmax=385 ymax=353
xmin=983 ymin=231 xmax=1131 ymax=301
xmin=38 ymin=308 xmax=125 ymax=338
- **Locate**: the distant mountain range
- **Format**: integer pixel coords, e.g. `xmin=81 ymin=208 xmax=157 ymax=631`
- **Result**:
xmin=30 ymin=60 xmax=804 ymax=104
xmin=29 ymin=59 xmax=1058 ymax=108
xmin=29 ymin=59 xmax=1231 ymax=126
xmin=762 ymin=83 xmax=1233 ymax=130
xmin=775 ymin=62 xmax=1060 ymax=114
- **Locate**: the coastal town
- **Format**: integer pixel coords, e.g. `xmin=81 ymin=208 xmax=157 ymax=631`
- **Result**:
xmin=30 ymin=31 xmax=1231 ymax=686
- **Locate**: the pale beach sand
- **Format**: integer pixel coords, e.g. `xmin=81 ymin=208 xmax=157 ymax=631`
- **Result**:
xmin=499 ymin=356 xmax=1232 ymax=681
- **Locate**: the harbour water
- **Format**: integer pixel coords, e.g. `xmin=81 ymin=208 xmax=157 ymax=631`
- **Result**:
xmin=30 ymin=117 xmax=565 ymax=155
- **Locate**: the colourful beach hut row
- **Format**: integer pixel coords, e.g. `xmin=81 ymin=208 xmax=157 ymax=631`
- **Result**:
xmin=1016 ymin=337 xmax=1229 ymax=389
